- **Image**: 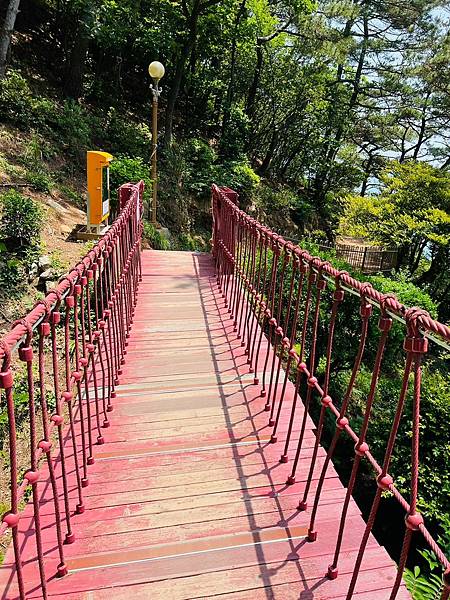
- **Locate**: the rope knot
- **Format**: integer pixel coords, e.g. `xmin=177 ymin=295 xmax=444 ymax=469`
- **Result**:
xmin=404 ymin=308 xmax=430 ymax=354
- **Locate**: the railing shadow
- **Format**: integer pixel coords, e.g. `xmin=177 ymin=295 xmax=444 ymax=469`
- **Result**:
xmin=192 ymin=252 xmax=320 ymax=599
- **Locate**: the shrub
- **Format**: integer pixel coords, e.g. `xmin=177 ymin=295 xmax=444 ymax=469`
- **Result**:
xmin=173 ymin=233 xmax=208 ymax=252
xmin=26 ymin=169 xmax=53 ymax=193
xmin=158 ymin=143 xmax=191 ymax=231
xmin=0 ymin=70 xmax=34 ymax=126
xmin=143 ymin=222 xmax=170 ymax=250
xmin=215 ymin=160 xmax=260 ymax=203
xmin=181 ymin=138 xmax=217 ymax=196
xmin=0 ymin=190 xmax=43 ymax=295
xmin=0 ymin=70 xmax=57 ymax=129
xmin=109 ymin=155 xmax=152 ymax=215
xmin=255 ymin=185 xmax=313 ymax=231
xmin=59 ymin=185 xmax=84 ymax=209
xmin=182 ymin=138 xmax=216 ymax=167
xmin=54 ymin=100 xmax=92 ymax=155
xmin=100 ymin=107 xmax=151 ymax=159
xmin=0 ymin=253 xmax=27 ymax=297
xmin=219 ymin=105 xmax=250 ymax=159
xmin=0 ymin=190 xmax=43 ymax=255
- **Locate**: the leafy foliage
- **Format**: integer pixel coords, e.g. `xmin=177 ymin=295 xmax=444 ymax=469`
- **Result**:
xmin=339 ymin=162 xmax=450 ymax=265
xmin=142 ymin=222 xmax=170 ymax=251
xmin=108 ymin=155 xmax=152 ymax=215
xmin=404 ymin=566 xmax=443 ymax=600
xmin=404 ymin=526 xmax=450 ymax=600
xmin=339 ymin=162 xmax=450 ymax=320
xmin=0 ymin=190 xmax=43 ymax=294
xmin=0 ymin=70 xmax=53 ymax=128
xmin=0 ymin=190 xmax=43 ymax=254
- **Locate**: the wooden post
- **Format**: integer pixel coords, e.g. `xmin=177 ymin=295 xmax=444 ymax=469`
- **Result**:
xmin=361 ymin=247 xmax=368 ymax=272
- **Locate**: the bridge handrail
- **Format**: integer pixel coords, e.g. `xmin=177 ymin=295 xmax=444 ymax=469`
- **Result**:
xmin=0 ymin=181 xmax=143 ymax=598
xmin=212 ymin=183 xmax=450 ymax=599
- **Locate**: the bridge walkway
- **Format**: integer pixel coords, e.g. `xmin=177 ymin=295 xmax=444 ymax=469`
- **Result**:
xmin=1 ymin=250 xmax=408 ymax=599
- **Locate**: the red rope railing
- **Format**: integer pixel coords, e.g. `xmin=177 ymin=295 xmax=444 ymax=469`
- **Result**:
xmin=212 ymin=183 xmax=450 ymax=599
xmin=0 ymin=181 xmax=143 ymax=599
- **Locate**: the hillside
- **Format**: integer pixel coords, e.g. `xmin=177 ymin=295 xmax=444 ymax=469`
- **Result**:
xmin=0 ymin=122 xmax=90 ymax=328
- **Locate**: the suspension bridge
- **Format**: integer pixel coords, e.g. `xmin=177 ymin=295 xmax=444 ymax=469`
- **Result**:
xmin=0 ymin=183 xmax=448 ymax=599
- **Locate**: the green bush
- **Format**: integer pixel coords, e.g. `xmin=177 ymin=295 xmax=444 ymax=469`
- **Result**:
xmin=368 ymin=273 xmax=438 ymax=317
xmin=0 ymin=70 xmax=35 ymax=126
xmin=100 ymin=107 xmax=151 ymax=159
xmin=215 ymin=160 xmax=260 ymax=202
xmin=157 ymin=143 xmax=191 ymax=231
xmin=255 ymin=185 xmax=313 ymax=230
xmin=173 ymin=232 xmax=208 ymax=252
xmin=26 ymin=169 xmax=53 ymax=193
xmin=0 ymin=190 xmax=43 ymax=295
xmin=181 ymin=138 xmax=217 ymax=196
xmin=59 ymin=185 xmax=84 ymax=209
xmin=0 ymin=70 xmax=57 ymax=129
xmin=404 ymin=566 xmax=444 ymax=600
xmin=143 ymin=222 xmax=170 ymax=250
xmin=0 ymin=253 xmax=27 ymax=297
xmin=329 ymin=364 xmax=450 ymax=529
xmin=182 ymin=138 xmax=216 ymax=167
xmin=54 ymin=100 xmax=92 ymax=155
xmin=164 ymin=138 xmax=259 ymax=206
xmin=0 ymin=190 xmax=43 ymax=254
xmin=219 ymin=105 xmax=250 ymax=159
xmin=109 ymin=155 xmax=152 ymax=215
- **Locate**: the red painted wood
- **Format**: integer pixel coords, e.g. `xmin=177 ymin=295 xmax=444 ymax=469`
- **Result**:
xmin=0 ymin=250 xmax=409 ymax=599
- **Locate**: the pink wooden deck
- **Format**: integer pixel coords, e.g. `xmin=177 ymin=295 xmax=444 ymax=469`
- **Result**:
xmin=1 ymin=250 xmax=408 ymax=599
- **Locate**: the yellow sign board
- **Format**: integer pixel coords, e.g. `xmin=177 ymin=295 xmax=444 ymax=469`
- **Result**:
xmin=87 ymin=151 xmax=114 ymax=228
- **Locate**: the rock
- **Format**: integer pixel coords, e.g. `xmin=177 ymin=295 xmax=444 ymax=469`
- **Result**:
xmin=45 ymin=197 xmax=66 ymax=215
xmin=44 ymin=279 xmax=58 ymax=293
xmin=38 ymin=255 xmax=51 ymax=271
xmin=60 ymin=224 xmax=72 ymax=235
xmin=28 ymin=261 xmax=39 ymax=281
xmin=39 ymin=268 xmax=54 ymax=281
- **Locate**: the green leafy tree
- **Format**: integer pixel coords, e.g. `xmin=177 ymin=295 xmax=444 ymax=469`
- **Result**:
xmin=339 ymin=161 xmax=450 ymax=317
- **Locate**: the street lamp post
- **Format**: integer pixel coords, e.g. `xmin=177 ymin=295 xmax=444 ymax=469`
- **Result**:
xmin=148 ymin=61 xmax=165 ymax=225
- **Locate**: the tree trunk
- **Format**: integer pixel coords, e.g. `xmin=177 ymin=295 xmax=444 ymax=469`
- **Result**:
xmin=164 ymin=3 xmax=200 ymax=147
xmin=63 ymin=7 xmax=90 ymax=99
xmin=412 ymin=92 xmax=430 ymax=160
xmin=0 ymin=0 xmax=21 ymax=79
xmin=164 ymin=41 xmax=191 ymax=146
xmin=221 ymin=0 xmax=246 ymax=140
xmin=361 ymin=153 xmax=374 ymax=196
xmin=245 ymin=41 xmax=263 ymax=120
xmin=278 ymin=140 xmax=305 ymax=178
xmin=258 ymin=128 xmax=278 ymax=175
xmin=409 ymin=239 xmax=427 ymax=275
xmin=416 ymin=247 xmax=447 ymax=286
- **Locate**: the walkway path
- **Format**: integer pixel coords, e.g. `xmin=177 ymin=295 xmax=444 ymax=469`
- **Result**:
xmin=1 ymin=250 xmax=408 ymax=599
